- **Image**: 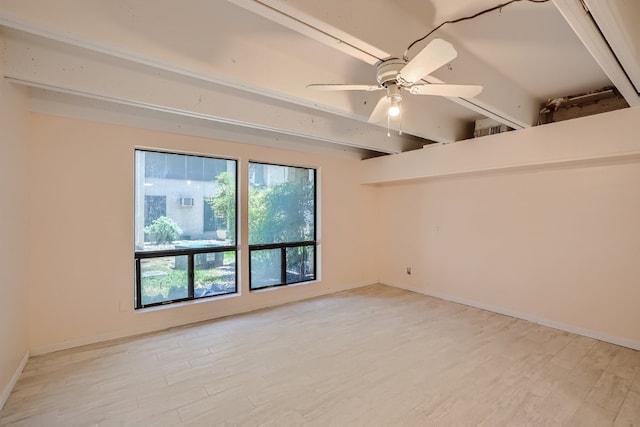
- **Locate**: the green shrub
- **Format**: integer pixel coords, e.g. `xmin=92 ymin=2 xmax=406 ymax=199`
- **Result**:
xmin=144 ymin=216 xmax=182 ymax=244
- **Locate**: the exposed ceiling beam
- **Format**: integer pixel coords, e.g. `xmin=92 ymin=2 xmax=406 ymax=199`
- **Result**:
xmin=553 ymin=0 xmax=640 ymax=107
xmin=28 ymin=88 xmax=384 ymax=159
xmin=227 ymin=0 xmax=387 ymax=65
xmin=3 ymin=29 xmax=422 ymax=154
xmin=582 ymin=0 xmax=640 ymax=95
xmin=0 ymin=7 xmax=375 ymax=123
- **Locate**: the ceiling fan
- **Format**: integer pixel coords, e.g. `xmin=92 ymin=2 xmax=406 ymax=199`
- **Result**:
xmin=307 ymin=38 xmax=483 ymax=123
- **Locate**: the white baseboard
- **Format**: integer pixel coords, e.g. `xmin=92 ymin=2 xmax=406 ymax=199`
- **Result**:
xmin=1 ymin=349 xmax=29 ymax=412
xmin=31 ymin=330 xmax=142 ymax=357
xmin=384 ymin=281 xmax=640 ymax=351
xmin=30 ymin=280 xmax=377 ymax=356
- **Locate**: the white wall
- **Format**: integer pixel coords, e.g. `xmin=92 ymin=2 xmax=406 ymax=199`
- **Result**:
xmin=0 ymin=32 xmax=30 ymax=408
xmin=26 ymin=113 xmax=379 ymax=354
xmin=370 ymin=108 xmax=640 ymax=349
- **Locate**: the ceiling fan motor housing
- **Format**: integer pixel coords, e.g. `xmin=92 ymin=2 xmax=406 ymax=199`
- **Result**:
xmin=376 ymin=58 xmax=406 ymax=87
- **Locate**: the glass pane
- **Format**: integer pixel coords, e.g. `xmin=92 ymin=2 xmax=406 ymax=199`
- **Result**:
xmin=286 ymin=246 xmax=315 ymax=284
xmin=139 ymin=256 xmax=188 ymax=306
xmin=202 ymin=199 xmax=216 ymax=232
xmin=186 ymin=156 xmax=204 ymax=181
xmin=250 ymin=249 xmax=282 ymax=289
xmin=203 ymin=157 xmax=226 ymax=181
xmin=248 ymin=163 xmax=315 ymax=245
xmin=144 ymin=151 xmax=167 ymax=178
xmin=144 ymin=195 xmax=166 ymax=226
xmin=194 ymin=251 xmax=237 ymax=298
xmin=135 ymin=150 xmax=237 ymax=251
xmin=167 ymin=154 xmax=186 ymax=179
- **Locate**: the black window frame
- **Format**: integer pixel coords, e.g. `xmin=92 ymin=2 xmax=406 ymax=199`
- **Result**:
xmin=248 ymin=162 xmax=317 ymax=291
xmin=134 ymin=149 xmax=238 ymax=309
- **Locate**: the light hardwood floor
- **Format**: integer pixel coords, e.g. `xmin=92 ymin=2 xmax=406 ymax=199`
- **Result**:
xmin=1 ymin=284 xmax=639 ymax=426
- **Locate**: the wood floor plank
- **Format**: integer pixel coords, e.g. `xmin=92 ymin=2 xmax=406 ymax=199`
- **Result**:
xmin=586 ymin=372 xmax=633 ymax=413
xmin=1 ymin=284 xmax=638 ymax=426
xmin=613 ymin=390 xmax=640 ymax=427
xmin=567 ymin=402 xmax=618 ymax=426
xmin=608 ymin=347 xmax=640 ymax=380
xmin=633 ymin=371 xmax=640 ymax=394
xmin=551 ymin=335 xmax=598 ymax=370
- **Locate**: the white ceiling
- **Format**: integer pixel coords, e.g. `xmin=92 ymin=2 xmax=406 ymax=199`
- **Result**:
xmin=1 ymin=0 xmax=638 ymax=157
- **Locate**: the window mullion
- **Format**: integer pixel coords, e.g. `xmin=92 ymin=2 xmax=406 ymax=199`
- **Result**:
xmin=280 ymin=246 xmax=287 ymax=285
xmin=135 ymin=258 xmax=142 ymax=309
xmin=188 ymin=253 xmax=195 ymax=299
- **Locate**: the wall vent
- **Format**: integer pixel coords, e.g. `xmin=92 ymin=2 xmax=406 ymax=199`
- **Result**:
xmin=473 ymin=118 xmax=512 ymax=138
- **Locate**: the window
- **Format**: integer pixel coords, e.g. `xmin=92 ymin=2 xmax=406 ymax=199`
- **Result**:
xmin=248 ymin=162 xmax=316 ymax=290
xmin=134 ymin=150 xmax=237 ymax=309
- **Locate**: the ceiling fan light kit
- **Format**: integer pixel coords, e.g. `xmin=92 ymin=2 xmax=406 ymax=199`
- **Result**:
xmin=384 ymin=83 xmax=402 ymax=118
xmin=388 ymin=100 xmax=401 ymax=117
xmin=307 ymin=38 xmax=483 ymax=124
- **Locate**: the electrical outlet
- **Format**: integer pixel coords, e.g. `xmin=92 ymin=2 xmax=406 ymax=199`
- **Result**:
xmin=406 ymin=267 xmax=412 ymax=275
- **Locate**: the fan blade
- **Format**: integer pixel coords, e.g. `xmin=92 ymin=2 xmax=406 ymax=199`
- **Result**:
xmin=408 ymin=84 xmax=483 ymax=98
xmin=368 ymin=96 xmax=390 ymax=123
xmin=399 ymin=38 xmax=457 ymax=85
xmin=306 ymin=84 xmax=382 ymax=91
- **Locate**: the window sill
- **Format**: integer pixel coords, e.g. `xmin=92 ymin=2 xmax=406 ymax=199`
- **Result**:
xmin=250 ymin=279 xmax=319 ymax=293
xmin=135 ymin=291 xmax=240 ymax=313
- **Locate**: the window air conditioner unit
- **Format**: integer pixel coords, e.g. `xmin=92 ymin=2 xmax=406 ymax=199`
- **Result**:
xmin=179 ymin=197 xmax=194 ymax=207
